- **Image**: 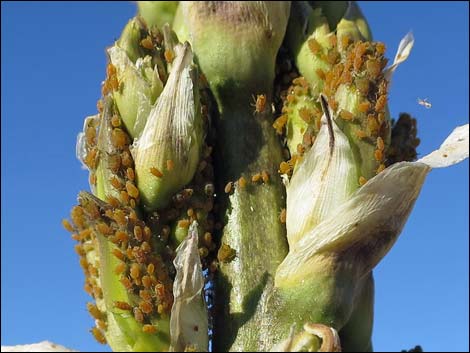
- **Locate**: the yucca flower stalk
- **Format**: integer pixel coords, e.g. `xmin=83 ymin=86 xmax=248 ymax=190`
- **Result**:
xmin=61 ymin=2 xmax=469 ymax=352
xmin=65 ymin=13 xmax=210 ymax=352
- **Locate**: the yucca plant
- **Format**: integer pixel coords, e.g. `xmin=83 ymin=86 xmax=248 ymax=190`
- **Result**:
xmin=62 ymin=1 xmax=469 ymax=352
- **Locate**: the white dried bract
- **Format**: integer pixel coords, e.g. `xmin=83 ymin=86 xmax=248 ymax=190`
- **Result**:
xmin=1 ymin=341 xmax=77 ymax=352
xmin=277 ymin=123 xmax=469 ymax=286
xmin=170 ymin=222 xmax=208 ymax=352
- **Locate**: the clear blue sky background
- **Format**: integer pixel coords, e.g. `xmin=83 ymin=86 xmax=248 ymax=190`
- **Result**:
xmin=1 ymin=1 xmax=468 ymax=352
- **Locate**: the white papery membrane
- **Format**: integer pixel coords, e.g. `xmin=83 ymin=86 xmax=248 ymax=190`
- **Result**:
xmin=170 ymin=222 xmax=208 ymax=352
xmin=277 ymin=123 xmax=469 ymax=285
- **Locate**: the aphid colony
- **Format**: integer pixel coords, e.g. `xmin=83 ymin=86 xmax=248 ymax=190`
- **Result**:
xmin=273 ymin=33 xmax=392 ymax=186
xmin=65 ymin=20 xmax=219 ymax=344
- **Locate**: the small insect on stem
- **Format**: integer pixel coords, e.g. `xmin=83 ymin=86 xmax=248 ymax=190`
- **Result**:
xmin=251 ymin=94 xmax=267 ymax=115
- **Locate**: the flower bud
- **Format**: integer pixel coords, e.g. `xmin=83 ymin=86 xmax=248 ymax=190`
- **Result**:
xmin=137 ymin=1 xmax=178 ymax=29
xmin=108 ymin=46 xmax=163 ymax=139
xmin=132 ymin=42 xmax=203 ymax=211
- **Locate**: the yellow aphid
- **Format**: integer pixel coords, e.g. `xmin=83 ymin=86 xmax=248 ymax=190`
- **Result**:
xmin=121 ymin=151 xmax=133 ymax=168
xmin=252 ymin=94 xmax=267 ymax=114
xmin=224 ymin=181 xmax=233 ymax=194
xmin=74 ymin=244 xmax=85 ymax=256
xmin=377 ymin=164 xmax=386 ymax=174
xmin=120 ymin=277 xmax=132 ymax=290
xmin=272 ymin=115 xmax=288 ymax=134
xmin=96 ymin=222 xmax=112 ymax=236
xmin=298 ymin=107 xmax=313 ymax=123
xmin=376 ymin=42 xmax=386 ymax=55
xmin=359 ymin=176 xmax=367 ymax=186
xmin=315 ymin=68 xmax=326 ymax=80
xmin=133 ymin=307 xmax=144 ymax=323
xmin=375 ymin=95 xmax=387 ymax=112
xmin=62 ymin=219 xmax=74 ymax=232
xmin=142 ymin=324 xmax=158 ymax=334
xmin=115 ymin=230 xmax=129 ymax=243
xmin=140 ymin=289 xmax=153 ymax=302
xmin=91 ymin=327 xmax=106 ymax=345
xmin=111 ymin=115 xmax=121 ymax=127
xmin=143 ymin=226 xmax=151 ymax=241
xmin=187 ymin=208 xmax=195 ymax=218
xmin=340 ymin=35 xmax=351 ymax=49
xmin=178 ymin=219 xmax=191 ymax=229
xmin=110 ymin=177 xmax=122 ymax=190
xmin=279 ymin=208 xmax=286 ymax=223
xmin=355 ymin=129 xmax=367 ymax=139
xmin=164 ymin=49 xmax=174 ymax=63
xmin=308 ymin=38 xmax=321 ymax=55
xmin=89 ymin=173 xmax=97 ymax=186
xmin=279 ymin=161 xmax=291 ymax=175
xmin=251 ymin=173 xmax=261 ymax=183
xmin=141 ymin=241 xmax=151 ymax=253
xmin=150 ymin=167 xmax=163 ymax=178
xmin=87 ymin=302 xmax=103 ymax=320
xmin=377 ymin=137 xmax=385 ymax=151
xmin=111 ymin=129 xmax=128 ymax=148
xmin=339 ymin=110 xmax=354 ymax=121
xmin=358 ymin=101 xmax=370 ymax=113
xmin=140 ymin=36 xmax=153 ymax=50
xmin=113 ymin=210 xmax=126 ymax=226
xmin=120 ymin=191 xmax=130 ymax=205
xmin=147 ymin=263 xmax=155 ymax=275
xmin=114 ymin=262 xmax=126 ymax=275
xmin=107 ymin=195 xmax=120 ymax=208
xmin=126 ymin=181 xmax=139 ymax=199
xmin=126 ymin=168 xmax=135 ymax=181
xmin=367 ymin=115 xmax=379 ymax=135
xmin=96 ymin=319 xmax=107 ymax=331
xmin=238 ymin=176 xmax=247 ymax=188
xmin=165 ymin=159 xmax=174 ymax=171
xmin=140 ymin=300 xmax=153 ymax=314
xmin=374 ymin=149 xmax=383 ymax=161
xmin=142 ymin=275 xmax=153 ymax=289
xmin=134 ymin=225 xmax=143 ymax=241
xmin=130 ymin=264 xmax=141 ymax=280
xmin=112 ymin=249 xmax=126 ymax=261
xmin=366 ymin=59 xmax=381 ymax=79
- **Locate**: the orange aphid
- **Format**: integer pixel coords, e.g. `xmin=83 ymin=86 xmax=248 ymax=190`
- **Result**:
xmin=377 ymin=137 xmax=385 ymax=151
xmin=164 ymin=49 xmax=174 ymax=63
xmin=178 ymin=219 xmax=190 ymax=229
xmin=142 ymin=324 xmax=157 ymax=334
xmin=251 ymin=173 xmax=261 ymax=183
xmin=253 ymin=94 xmax=267 ymax=114
xmin=112 ymin=249 xmax=126 ymax=261
xmin=91 ymin=327 xmax=106 ymax=344
xmin=110 ymin=177 xmax=122 ymax=190
xmin=114 ymin=262 xmax=126 ymax=275
xmin=139 ymin=300 xmax=153 ymax=314
xmin=339 ymin=110 xmax=354 ymax=121
xmin=376 ymin=164 xmax=386 ymax=174
xmin=308 ymin=38 xmax=322 ymax=55
xmin=133 ymin=307 xmax=144 ymax=323
xmin=358 ymin=101 xmax=370 ymax=113
xmin=126 ymin=181 xmax=139 ymax=199
xmin=111 ymin=129 xmax=128 ymax=148
xmin=126 ymin=168 xmax=135 ymax=181
xmin=130 ymin=264 xmax=141 ymax=280
xmin=375 ymin=95 xmax=387 ymax=112
xmin=140 ymin=36 xmax=153 ymax=50
xmin=238 ymin=176 xmax=247 ymax=188
xmin=374 ymin=149 xmax=383 ymax=161
xmin=114 ymin=301 xmax=132 ymax=311
xmin=355 ymin=129 xmax=367 ymax=139
xmin=62 ymin=219 xmax=74 ymax=232
xmin=359 ymin=176 xmax=367 ymax=186
xmin=150 ymin=167 xmax=163 ymax=178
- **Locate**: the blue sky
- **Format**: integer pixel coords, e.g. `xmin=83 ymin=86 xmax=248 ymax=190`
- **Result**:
xmin=1 ymin=2 xmax=468 ymax=352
